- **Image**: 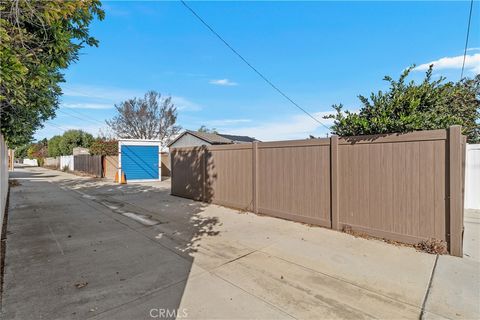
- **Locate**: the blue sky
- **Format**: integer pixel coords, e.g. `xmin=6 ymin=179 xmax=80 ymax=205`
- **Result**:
xmin=36 ymin=1 xmax=480 ymax=141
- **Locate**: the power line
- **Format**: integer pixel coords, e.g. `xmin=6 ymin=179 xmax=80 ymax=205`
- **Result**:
xmin=180 ymin=0 xmax=331 ymax=132
xmin=44 ymin=122 xmax=70 ymax=132
xmin=57 ymin=108 xmax=106 ymax=126
xmin=461 ymin=0 xmax=474 ymax=79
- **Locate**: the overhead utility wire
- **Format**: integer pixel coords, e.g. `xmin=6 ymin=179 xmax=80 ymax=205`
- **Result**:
xmin=461 ymin=0 xmax=474 ymax=79
xmin=57 ymin=108 xmax=106 ymax=126
xmin=180 ymin=0 xmax=331 ymax=132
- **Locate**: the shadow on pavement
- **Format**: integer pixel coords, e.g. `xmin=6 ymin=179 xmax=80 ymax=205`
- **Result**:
xmin=1 ymin=166 xmax=219 ymax=319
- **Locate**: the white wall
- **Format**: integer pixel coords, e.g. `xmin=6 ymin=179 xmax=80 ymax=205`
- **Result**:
xmin=0 ymin=134 xmax=8 ymax=241
xmin=60 ymin=155 xmax=74 ymax=171
xmin=465 ymin=144 xmax=480 ymax=209
xmin=23 ymin=158 xmax=38 ymax=166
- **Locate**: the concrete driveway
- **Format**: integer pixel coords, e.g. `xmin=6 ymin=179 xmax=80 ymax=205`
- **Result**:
xmin=1 ymin=166 xmax=479 ymax=319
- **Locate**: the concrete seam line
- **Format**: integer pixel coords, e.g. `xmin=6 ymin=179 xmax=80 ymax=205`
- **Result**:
xmin=211 ymin=243 xmax=274 ymax=271
xmin=419 ymin=254 xmax=439 ymax=320
xmin=258 ymin=248 xmax=446 ymax=317
xmin=85 ymin=275 xmax=198 ymax=320
xmin=212 ymin=272 xmax=298 ymax=320
xmin=47 ymin=224 xmax=65 ymax=256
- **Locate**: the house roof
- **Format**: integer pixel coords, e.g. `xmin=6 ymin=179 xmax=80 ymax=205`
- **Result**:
xmin=168 ymin=130 xmax=259 ymax=147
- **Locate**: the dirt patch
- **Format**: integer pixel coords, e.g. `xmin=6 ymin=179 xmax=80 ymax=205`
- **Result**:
xmin=8 ymin=180 xmax=20 ymax=187
xmin=342 ymin=225 xmax=447 ymax=255
xmin=414 ymin=239 xmax=448 ymax=255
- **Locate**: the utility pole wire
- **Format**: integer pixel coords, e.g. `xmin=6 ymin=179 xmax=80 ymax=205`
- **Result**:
xmin=461 ymin=0 xmax=474 ymax=79
xmin=180 ymin=0 xmax=331 ymax=132
xmin=57 ymin=108 xmax=106 ymax=126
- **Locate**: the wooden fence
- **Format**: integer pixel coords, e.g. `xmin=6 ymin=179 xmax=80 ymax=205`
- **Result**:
xmin=73 ymin=155 xmax=102 ymax=177
xmin=171 ymin=126 xmax=466 ymax=256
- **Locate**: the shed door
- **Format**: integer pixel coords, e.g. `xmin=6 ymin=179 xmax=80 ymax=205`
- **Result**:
xmin=121 ymin=145 xmax=159 ymax=180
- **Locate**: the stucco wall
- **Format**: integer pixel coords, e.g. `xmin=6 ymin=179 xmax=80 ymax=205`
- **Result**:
xmin=0 ymin=134 xmax=8 ymax=241
xmin=44 ymin=157 xmax=59 ymax=168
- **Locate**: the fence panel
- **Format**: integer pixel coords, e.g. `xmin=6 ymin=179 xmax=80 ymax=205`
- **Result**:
xmin=44 ymin=157 xmax=59 ymax=169
xmin=60 ymin=155 xmax=74 ymax=171
xmin=465 ymin=144 xmax=480 ymax=209
xmin=23 ymin=159 xmax=38 ymax=166
xmin=337 ymin=130 xmax=447 ymax=244
xmin=257 ymin=140 xmax=331 ymax=227
xmin=74 ymin=155 xmax=102 ymax=177
xmin=171 ymin=147 xmax=204 ymax=200
xmin=170 ymin=127 xmax=465 ymax=256
xmin=161 ymin=153 xmax=171 ymax=177
xmin=206 ymin=145 xmax=253 ymax=210
xmin=103 ymin=155 xmax=118 ymax=180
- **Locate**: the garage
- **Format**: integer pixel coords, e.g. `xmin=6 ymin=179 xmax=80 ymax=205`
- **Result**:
xmin=118 ymin=140 xmax=162 ymax=181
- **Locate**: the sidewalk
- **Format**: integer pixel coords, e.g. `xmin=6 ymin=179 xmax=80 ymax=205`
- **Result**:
xmin=1 ymin=166 xmax=478 ymax=319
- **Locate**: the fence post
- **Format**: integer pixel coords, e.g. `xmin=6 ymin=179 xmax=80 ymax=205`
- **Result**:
xmin=202 ymin=146 xmax=206 ymax=202
xmin=252 ymin=142 xmax=258 ymax=213
xmin=330 ymin=136 xmax=339 ymax=230
xmin=448 ymin=125 xmax=463 ymax=257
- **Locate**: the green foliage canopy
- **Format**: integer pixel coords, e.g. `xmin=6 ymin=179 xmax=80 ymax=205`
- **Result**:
xmin=47 ymin=135 xmax=62 ymax=157
xmin=198 ymin=125 xmax=218 ymax=134
xmin=0 ymin=0 xmax=104 ymax=147
xmin=325 ymin=67 xmax=480 ymax=143
xmin=89 ymin=138 xmax=118 ymax=156
xmin=58 ymin=130 xmax=94 ymax=156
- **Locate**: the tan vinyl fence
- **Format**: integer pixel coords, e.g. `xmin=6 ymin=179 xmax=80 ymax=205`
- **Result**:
xmin=103 ymin=155 xmax=118 ymax=180
xmin=171 ymin=126 xmax=466 ymax=257
xmin=161 ymin=153 xmax=171 ymax=177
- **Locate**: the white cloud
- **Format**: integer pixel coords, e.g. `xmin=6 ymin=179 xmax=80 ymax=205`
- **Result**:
xmin=209 ymin=79 xmax=238 ymax=86
xmin=223 ymin=111 xmax=336 ymax=141
xmin=63 ymin=103 xmax=113 ymax=110
xmin=414 ymin=53 xmax=480 ymax=74
xmin=171 ymin=96 xmax=202 ymax=112
xmin=62 ymin=85 xmax=143 ymax=102
xmin=62 ymin=84 xmax=201 ymax=112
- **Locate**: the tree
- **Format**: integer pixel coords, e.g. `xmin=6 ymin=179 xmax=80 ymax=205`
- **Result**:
xmin=106 ymin=91 xmax=181 ymax=147
xmin=27 ymin=140 xmax=48 ymax=166
xmin=58 ymin=130 xmax=94 ymax=156
xmin=198 ymin=125 xmax=218 ymax=134
xmin=325 ymin=67 xmax=480 ymax=143
xmin=47 ymin=135 xmax=62 ymax=157
xmin=89 ymin=138 xmax=118 ymax=156
xmin=15 ymin=143 xmax=32 ymax=159
xmin=0 ymin=1 xmax=104 ymax=147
